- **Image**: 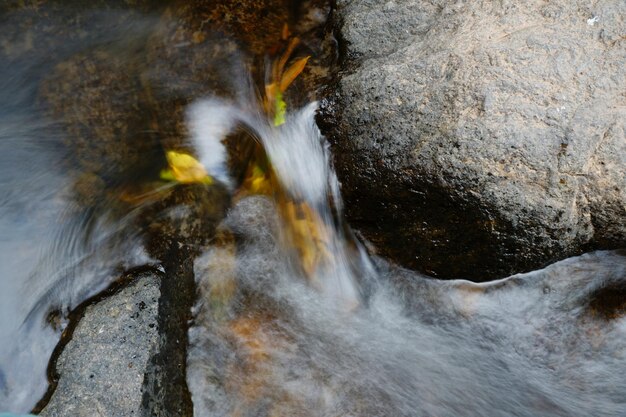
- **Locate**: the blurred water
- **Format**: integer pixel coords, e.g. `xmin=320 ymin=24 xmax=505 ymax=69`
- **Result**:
xmin=190 ymin=99 xmax=366 ymax=307
xmin=190 ymin=197 xmax=626 ymax=417
xmin=0 ymin=8 xmax=154 ymax=412
xmin=0 ymin=83 xmax=149 ymax=413
xmin=188 ymin=100 xmax=626 ymax=416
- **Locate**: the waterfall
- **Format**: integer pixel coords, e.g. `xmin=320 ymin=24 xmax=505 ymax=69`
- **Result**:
xmin=189 ymin=98 xmax=372 ymax=309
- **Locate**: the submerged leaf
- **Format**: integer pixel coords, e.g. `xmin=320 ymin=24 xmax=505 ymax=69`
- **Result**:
xmin=280 ymin=200 xmax=333 ymax=278
xmin=264 ymin=82 xmax=278 ymax=115
xmin=275 ymin=37 xmax=300 ymax=81
xmin=241 ymin=163 xmax=273 ymax=196
xmin=281 ymin=23 xmax=290 ymax=41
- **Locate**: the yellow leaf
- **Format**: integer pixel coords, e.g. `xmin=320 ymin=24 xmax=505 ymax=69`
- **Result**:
xmin=280 ymin=200 xmax=332 ymax=278
xmin=242 ymin=163 xmax=273 ymax=195
xmin=159 ymin=168 xmax=176 ymax=181
xmin=273 ymin=90 xmax=287 ymax=126
xmin=264 ymin=83 xmax=278 ymax=115
xmin=279 ymin=56 xmax=309 ymax=93
xmin=165 ymin=150 xmax=213 ymax=184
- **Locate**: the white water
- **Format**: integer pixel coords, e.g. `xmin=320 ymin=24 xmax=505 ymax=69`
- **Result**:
xmin=0 ymin=113 xmax=149 ymax=411
xmin=189 ymin=98 xmax=366 ymax=306
xmin=188 ymin=100 xmax=626 ymax=417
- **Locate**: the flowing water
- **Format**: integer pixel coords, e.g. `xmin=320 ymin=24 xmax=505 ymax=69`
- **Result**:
xmin=1 ymin=2 xmax=625 ymax=416
xmin=186 ymin=100 xmax=626 ymax=417
xmin=0 ymin=6 xmax=159 ymax=411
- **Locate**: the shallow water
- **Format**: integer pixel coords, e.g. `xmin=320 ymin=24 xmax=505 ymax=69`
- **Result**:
xmin=0 ymin=7 xmax=156 ymax=412
xmin=0 ymin=83 xmax=148 ymax=411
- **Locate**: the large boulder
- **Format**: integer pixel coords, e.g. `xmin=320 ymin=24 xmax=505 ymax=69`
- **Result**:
xmin=328 ymin=0 xmax=626 ymax=280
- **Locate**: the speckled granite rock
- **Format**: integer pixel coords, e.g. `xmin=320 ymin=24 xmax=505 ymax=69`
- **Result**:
xmin=40 ymin=273 xmax=160 ymax=417
xmin=328 ymin=0 xmax=626 ymax=280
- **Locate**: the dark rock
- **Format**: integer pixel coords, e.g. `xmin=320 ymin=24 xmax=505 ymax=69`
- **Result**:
xmin=328 ymin=0 xmax=626 ymax=280
xmin=40 ymin=44 xmax=163 ymax=206
xmin=141 ymin=247 xmax=195 ymax=417
xmin=587 ymin=281 xmax=626 ymax=320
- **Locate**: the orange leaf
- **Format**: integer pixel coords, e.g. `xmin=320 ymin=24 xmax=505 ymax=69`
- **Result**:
xmin=276 ymin=37 xmax=300 ymax=81
xmin=279 ymin=56 xmax=309 ymax=92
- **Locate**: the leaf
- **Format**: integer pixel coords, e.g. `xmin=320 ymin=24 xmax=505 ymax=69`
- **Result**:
xmin=275 ymin=37 xmax=300 ymax=82
xmin=281 ymin=23 xmax=290 ymax=41
xmin=241 ymin=163 xmax=273 ymax=195
xmin=165 ymin=150 xmax=213 ymax=184
xmin=279 ymin=56 xmax=310 ymax=93
xmin=280 ymin=200 xmax=333 ymax=278
xmin=264 ymin=82 xmax=278 ymax=115
xmin=159 ymin=168 xmax=176 ymax=181
xmin=273 ymin=90 xmax=287 ymax=126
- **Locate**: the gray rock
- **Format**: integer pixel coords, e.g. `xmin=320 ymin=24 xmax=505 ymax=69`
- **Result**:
xmin=330 ymin=0 xmax=626 ymax=280
xmin=40 ymin=273 xmax=160 ymax=417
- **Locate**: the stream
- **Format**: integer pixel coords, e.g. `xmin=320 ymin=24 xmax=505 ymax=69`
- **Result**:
xmin=0 ymin=2 xmax=625 ymax=416
xmin=185 ymin=99 xmax=626 ymax=416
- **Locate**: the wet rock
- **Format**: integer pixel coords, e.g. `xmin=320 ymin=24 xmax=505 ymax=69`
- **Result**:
xmin=1 ymin=4 xmax=166 ymax=223
xmin=138 ymin=183 xmax=230 ymax=259
xmin=40 ymin=272 xmax=161 ymax=417
xmin=328 ymin=0 xmax=626 ymax=280
xmin=141 ymin=249 xmax=195 ymax=417
xmin=164 ymin=0 xmax=291 ymax=57
xmin=41 ymin=45 xmax=162 ymax=206
xmin=587 ymin=281 xmax=626 ymax=320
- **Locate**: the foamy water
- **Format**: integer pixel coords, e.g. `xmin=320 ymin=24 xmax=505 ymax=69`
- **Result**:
xmin=187 ymin=99 xmax=626 ymax=417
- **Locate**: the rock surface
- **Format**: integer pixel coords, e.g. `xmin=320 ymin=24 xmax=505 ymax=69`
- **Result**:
xmin=328 ymin=0 xmax=626 ymax=280
xmin=40 ymin=273 xmax=160 ymax=417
